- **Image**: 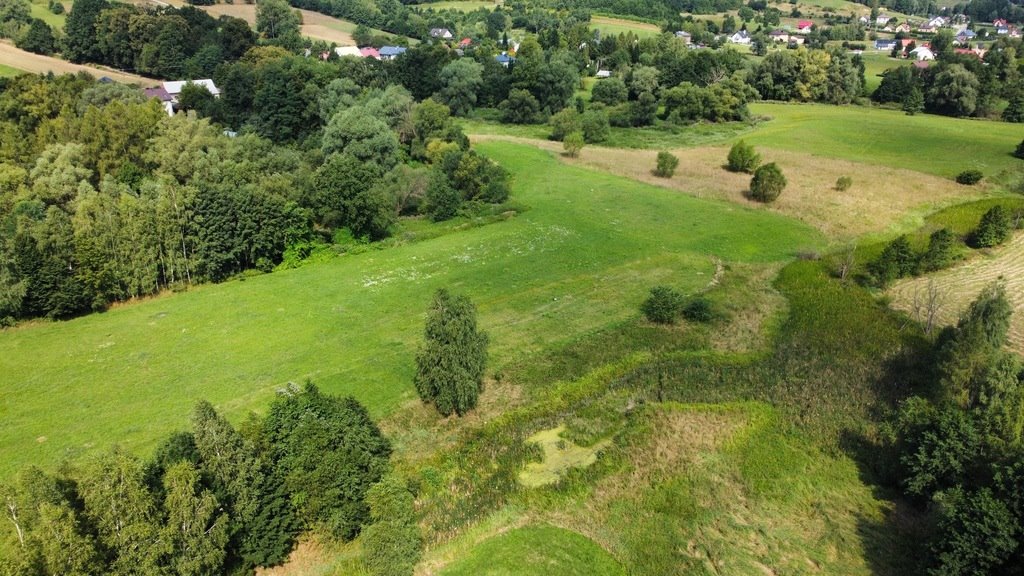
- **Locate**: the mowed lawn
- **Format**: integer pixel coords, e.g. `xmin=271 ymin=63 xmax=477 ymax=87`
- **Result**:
xmin=745 ymin=103 xmax=1024 ymax=178
xmin=0 ymin=143 xmax=822 ymax=480
xmin=439 ymin=525 xmax=625 ymax=576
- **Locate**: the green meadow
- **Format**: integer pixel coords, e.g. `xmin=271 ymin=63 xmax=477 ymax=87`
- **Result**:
xmin=745 ymin=103 xmax=1024 ymax=178
xmin=439 ymin=525 xmax=625 ymax=576
xmin=0 ymin=142 xmax=822 ymax=480
xmin=0 ymin=63 xmax=25 ymax=77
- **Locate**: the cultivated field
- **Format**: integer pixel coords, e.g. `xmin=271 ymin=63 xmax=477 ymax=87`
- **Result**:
xmin=0 ymin=142 xmax=822 ymax=480
xmin=0 ymin=41 xmax=154 ymax=84
xmin=889 ymin=232 xmax=1024 ymax=354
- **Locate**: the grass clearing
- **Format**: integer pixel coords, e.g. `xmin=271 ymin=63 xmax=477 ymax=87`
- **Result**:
xmin=889 ymin=231 xmax=1024 ymax=354
xmin=0 ymin=142 xmax=822 ymax=481
xmin=859 ymin=51 xmax=908 ymax=94
xmin=0 ymin=62 xmax=25 ymax=77
xmin=519 ymin=425 xmax=610 ymax=488
xmin=438 ymin=524 xmax=625 ymax=576
xmin=745 ymin=103 xmax=1024 ymax=179
xmin=590 ymin=15 xmax=662 ymax=38
xmin=472 ymin=135 xmax=994 ymax=242
xmin=29 ymin=0 xmax=67 ymax=28
xmin=0 ymin=41 xmax=153 ymax=84
xmin=418 ymin=0 xmax=502 ymax=12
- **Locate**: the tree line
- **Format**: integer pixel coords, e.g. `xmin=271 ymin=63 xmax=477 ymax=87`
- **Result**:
xmin=874 ymin=33 xmax=1023 ymax=120
xmin=0 ymin=62 xmax=510 ymax=323
xmin=0 ymin=384 xmax=409 ymax=576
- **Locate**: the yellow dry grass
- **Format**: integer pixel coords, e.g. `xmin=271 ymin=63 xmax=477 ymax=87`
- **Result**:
xmin=519 ymin=425 xmax=610 ymax=488
xmin=0 ymin=41 xmax=153 ymax=84
xmin=154 ymin=1 xmax=356 ymax=45
xmin=472 ymin=136 xmax=990 ymax=243
xmin=888 ymin=232 xmax=1024 ymax=354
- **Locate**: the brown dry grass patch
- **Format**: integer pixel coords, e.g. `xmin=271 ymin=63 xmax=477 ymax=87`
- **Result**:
xmin=0 ymin=41 xmax=153 ymax=84
xmin=888 ymin=232 xmax=1024 ymax=354
xmin=154 ymin=1 xmax=356 ymax=44
xmin=473 ymin=136 xmax=991 ymax=242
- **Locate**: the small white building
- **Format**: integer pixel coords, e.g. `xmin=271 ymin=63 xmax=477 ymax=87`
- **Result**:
xmin=728 ymin=30 xmax=751 ymax=45
xmin=334 ymin=46 xmax=363 ymax=58
xmin=910 ymin=46 xmax=935 ymax=60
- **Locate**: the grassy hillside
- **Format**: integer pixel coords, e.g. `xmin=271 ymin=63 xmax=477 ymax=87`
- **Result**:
xmin=0 ymin=142 xmax=821 ymax=481
xmin=745 ymin=103 xmax=1024 ymax=179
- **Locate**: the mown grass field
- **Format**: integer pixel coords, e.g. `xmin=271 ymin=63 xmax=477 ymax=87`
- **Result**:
xmin=745 ymin=103 xmax=1024 ymax=178
xmin=438 ymin=524 xmax=625 ymax=576
xmin=418 ymin=0 xmax=503 ymax=12
xmin=0 ymin=142 xmax=822 ymax=481
xmin=590 ymin=15 xmax=662 ymax=39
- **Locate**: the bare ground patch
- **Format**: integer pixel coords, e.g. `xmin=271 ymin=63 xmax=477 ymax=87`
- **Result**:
xmin=472 ymin=135 xmax=991 ymax=242
xmin=889 ymin=232 xmax=1024 ymax=354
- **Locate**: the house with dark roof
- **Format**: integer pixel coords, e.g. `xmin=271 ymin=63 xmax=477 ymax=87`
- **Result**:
xmin=874 ymin=38 xmax=896 ymax=50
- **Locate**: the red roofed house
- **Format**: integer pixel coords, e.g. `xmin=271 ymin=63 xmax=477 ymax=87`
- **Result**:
xmin=360 ymin=47 xmax=380 ymax=59
xmin=459 ymin=37 xmax=472 ymax=48
xmin=797 ymin=20 xmax=813 ymax=33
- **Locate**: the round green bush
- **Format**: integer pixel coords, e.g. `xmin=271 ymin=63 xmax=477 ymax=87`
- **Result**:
xmin=1014 ymin=139 xmax=1024 ymax=160
xmin=682 ymin=297 xmax=714 ymax=322
xmin=653 ymin=150 xmax=679 ymax=178
xmin=726 ymin=140 xmax=761 ymax=174
xmin=641 ymin=286 xmax=684 ymax=324
xmin=749 ymin=162 xmax=786 ymax=203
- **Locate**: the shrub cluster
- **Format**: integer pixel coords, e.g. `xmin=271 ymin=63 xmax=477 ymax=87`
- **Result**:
xmin=868 ymin=229 xmax=958 ymax=286
xmin=641 ymin=286 xmax=685 ymax=324
xmin=971 ymin=205 xmax=1013 ymax=248
xmin=956 ymin=170 xmax=984 ymax=185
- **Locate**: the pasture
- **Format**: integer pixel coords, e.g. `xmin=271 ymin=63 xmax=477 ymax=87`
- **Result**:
xmin=0 ymin=142 xmax=822 ymax=481
xmin=438 ymin=525 xmax=625 ymax=576
xmin=859 ymin=51 xmax=907 ymax=93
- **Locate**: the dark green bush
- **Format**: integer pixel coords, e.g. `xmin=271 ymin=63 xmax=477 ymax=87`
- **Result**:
xmin=641 ymin=286 xmax=684 ymax=324
xmin=835 ymin=176 xmax=852 ymax=191
xmin=919 ymin=228 xmax=957 ymax=272
xmin=971 ymin=205 xmax=1012 ymax=248
xmin=682 ymin=297 xmax=714 ymax=322
xmin=749 ymin=162 xmax=786 ymax=203
xmin=1014 ymin=139 xmax=1024 ymax=160
xmin=956 ymin=170 xmax=983 ymax=185
xmin=868 ymin=235 xmax=916 ymax=286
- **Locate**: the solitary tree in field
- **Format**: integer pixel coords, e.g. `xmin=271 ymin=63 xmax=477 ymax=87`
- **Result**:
xmin=749 ymin=162 xmax=786 ymax=203
xmin=726 ymin=140 xmax=760 ymax=173
xmin=1014 ymin=139 xmax=1024 ymax=160
xmin=563 ymin=131 xmax=585 ymax=158
xmin=653 ymin=151 xmax=679 ymax=178
xmin=415 ymin=289 xmax=489 ymax=416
